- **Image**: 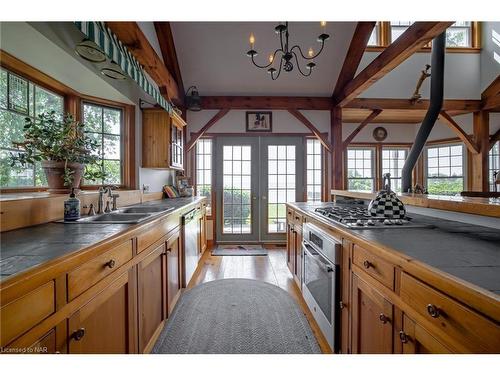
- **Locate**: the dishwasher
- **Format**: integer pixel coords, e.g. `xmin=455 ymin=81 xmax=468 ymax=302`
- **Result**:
xmin=182 ymin=207 xmax=201 ymax=287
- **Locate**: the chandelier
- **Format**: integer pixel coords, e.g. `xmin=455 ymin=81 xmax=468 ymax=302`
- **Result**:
xmin=246 ymin=22 xmax=329 ymax=80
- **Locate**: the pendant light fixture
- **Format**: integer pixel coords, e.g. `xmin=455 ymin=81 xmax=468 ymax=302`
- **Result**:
xmin=100 ymin=61 xmax=127 ymax=80
xmin=185 ymin=86 xmax=202 ymax=111
xmin=75 ymin=39 xmax=106 ymax=63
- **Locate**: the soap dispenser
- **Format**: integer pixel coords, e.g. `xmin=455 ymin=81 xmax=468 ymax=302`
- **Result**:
xmin=64 ymin=188 xmax=81 ymax=221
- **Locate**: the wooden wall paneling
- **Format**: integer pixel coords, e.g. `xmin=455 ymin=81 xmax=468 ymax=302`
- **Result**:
xmin=471 ymin=111 xmax=490 ymax=191
xmin=185 ymin=109 xmax=230 ymax=151
xmin=438 ymin=111 xmax=479 ymax=154
xmin=342 ymin=109 xmax=383 ymax=149
xmin=334 ymin=22 xmax=454 ymax=107
xmin=333 ymin=22 xmax=376 ymax=98
xmin=288 ymin=109 xmax=332 ymax=152
xmin=331 ymin=107 xmax=343 ymax=189
xmin=105 ymin=22 xmax=181 ymax=105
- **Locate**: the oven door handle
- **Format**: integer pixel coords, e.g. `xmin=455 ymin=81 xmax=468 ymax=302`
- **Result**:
xmin=303 ymin=242 xmax=334 ymax=273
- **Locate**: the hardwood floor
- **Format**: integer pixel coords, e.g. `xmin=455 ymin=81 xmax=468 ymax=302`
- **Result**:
xmin=187 ymin=246 xmax=332 ymax=353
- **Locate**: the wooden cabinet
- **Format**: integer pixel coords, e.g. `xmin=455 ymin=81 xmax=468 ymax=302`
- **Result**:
xmin=399 ymin=314 xmax=452 ymax=354
xmin=294 ymin=220 xmax=303 ymax=287
xmin=166 ymin=229 xmax=182 ymax=315
xmin=138 ymin=242 xmax=167 ymax=353
xmin=199 ymin=203 xmax=207 ymax=255
xmin=286 ymin=222 xmax=296 ymax=275
xmin=351 ymin=272 xmax=393 ymax=354
xmin=142 ymin=108 xmax=186 ymax=170
xmin=68 ymin=270 xmax=137 ymax=354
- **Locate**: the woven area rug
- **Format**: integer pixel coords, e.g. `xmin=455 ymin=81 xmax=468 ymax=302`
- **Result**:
xmin=212 ymin=244 xmax=268 ymax=256
xmin=152 ymin=279 xmax=321 ymax=354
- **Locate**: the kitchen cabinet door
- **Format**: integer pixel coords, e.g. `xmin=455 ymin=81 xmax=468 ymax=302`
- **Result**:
xmin=166 ymin=229 xmax=182 ymax=315
xmin=199 ymin=207 xmax=207 ymax=255
xmin=294 ymin=223 xmax=303 ymax=288
xmin=142 ymin=109 xmax=171 ymax=169
xmin=351 ymin=272 xmax=394 ymax=354
xmin=286 ymin=222 xmax=296 ymax=275
xmin=68 ymin=269 xmax=137 ymax=354
xmin=399 ymin=314 xmax=452 ymax=354
xmin=138 ymin=242 xmax=167 ymax=353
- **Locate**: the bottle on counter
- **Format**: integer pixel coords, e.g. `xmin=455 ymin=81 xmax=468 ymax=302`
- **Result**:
xmin=64 ymin=188 xmax=81 ymax=221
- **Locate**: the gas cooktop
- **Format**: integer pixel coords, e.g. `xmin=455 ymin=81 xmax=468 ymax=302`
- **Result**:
xmin=313 ymin=205 xmax=432 ymax=230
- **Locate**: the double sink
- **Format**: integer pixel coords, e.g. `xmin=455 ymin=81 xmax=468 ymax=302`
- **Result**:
xmin=64 ymin=205 xmax=175 ymax=224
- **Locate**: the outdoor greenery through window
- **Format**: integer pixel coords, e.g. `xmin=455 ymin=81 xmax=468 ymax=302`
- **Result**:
xmin=489 ymin=141 xmax=500 ymax=192
xmin=0 ymin=67 xmax=64 ymax=188
xmin=390 ymin=21 xmax=473 ymax=47
xmin=426 ymin=144 xmax=464 ymax=195
xmin=347 ymin=147 xmax=374 ymax=192
xmin=196 ymin=138 xmax=212 ymax=215
xmin=82 ymin=102 xmax=122 ymax=185
xmin=381 ymin=148 xmax=408 ymax=192
xmin=306 ymin=139 xmax=322 ymax=202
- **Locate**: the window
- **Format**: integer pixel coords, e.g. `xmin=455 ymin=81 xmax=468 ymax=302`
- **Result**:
xmin=0 ymin=67 xmax=64 ymax=188
xmin=196 ymin=138 xmax=212 ymax=215
xmin=170 ymin=123 xmax=183 ymax=168
xmin=390 ymin=21 xmax=414 ymax=43
xmin=426 ymin=144 xmax=464 ymax=195
xmin=489 ymin=141 xmax=500 ymax=192
xmin=346 ymin=147 xmax=375 ymax=192
xmin=306 ymin=139 xmax=322 ymax=202
xmin=82 ymin=102 xmax=122 ymax=185
xmin=389 ymin=21 xmax=473 ymax=48
xmin=381 ymin=148 xmax=408 ymax=192
xmin=368 ymin=22 xmax=380 ymax=46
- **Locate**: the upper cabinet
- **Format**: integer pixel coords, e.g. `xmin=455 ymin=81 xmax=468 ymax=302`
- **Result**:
xmin=142 ymin=109 xmax=186 ymax=170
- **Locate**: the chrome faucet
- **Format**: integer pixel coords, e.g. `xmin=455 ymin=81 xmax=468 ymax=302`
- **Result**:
xmin=97 ymin=186 xmax=106 ymax=214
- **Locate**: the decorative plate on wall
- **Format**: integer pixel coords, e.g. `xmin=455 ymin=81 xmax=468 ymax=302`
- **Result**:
xmin=373 ymin=126 xmax=388 ymax=142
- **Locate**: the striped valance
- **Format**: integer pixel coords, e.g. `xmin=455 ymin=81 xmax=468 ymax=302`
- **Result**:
xmin=74 ymin=21 xmax=173 ymax=115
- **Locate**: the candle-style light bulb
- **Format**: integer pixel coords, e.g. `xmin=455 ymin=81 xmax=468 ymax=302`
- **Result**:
xmin=320 ymin=21 xmax=326 ymax=33
xmin=269 ymin=54 xmax=274 ymax=63
xmin=308 ymin=47 xmax=314 ymax=58
xmin=249 ymin=33 xmax=255 ymax=49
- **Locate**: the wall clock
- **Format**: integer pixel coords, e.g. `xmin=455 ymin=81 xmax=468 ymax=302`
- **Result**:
xmin=373 ymin=126 xmax=388 ymax=142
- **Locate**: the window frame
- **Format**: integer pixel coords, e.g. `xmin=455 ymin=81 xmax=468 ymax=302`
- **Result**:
xmin=345 ymin=146 xmax=376 ymax=193
xmin=305 ymin=137 xmax=323 ymax=202
xmin=194 ymin=137 xmax=214 ymax=218
xmin=366 ymin=21 xmax=481 ymax=53
xmin=380 ymin=146 xmax=410 ymax=193
xmin=424 ymin=142 xmax=466 ymax=195
xmin=489 ymin=140 xmax=500 ymax=192
xmin=0 ymin=51 xmax=136 ymax=193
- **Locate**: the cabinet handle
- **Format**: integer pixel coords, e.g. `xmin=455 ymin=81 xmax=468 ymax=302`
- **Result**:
xmin=71 ymin=328 xmax=85 ymax=341
xmin=363 ymin=260 xmax=372 ymax=269
xmin=426 ymin=304 xmax=441 ymax=318
xmin=379 ymin=313 xmax=389 ymax=324
xmin=166 ymin=247 xmax=172 ymax=253
xmin=399 ymin=330 xmax=409 ymax=343
xmin=105 ymin=259 xmax=116 ymax=269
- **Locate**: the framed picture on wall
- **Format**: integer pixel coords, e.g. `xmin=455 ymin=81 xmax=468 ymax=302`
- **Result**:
xmin=246 ymin=111 xmax=272 ymax=132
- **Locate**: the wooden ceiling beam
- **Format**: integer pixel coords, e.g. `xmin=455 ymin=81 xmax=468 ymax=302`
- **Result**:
xmin=288 ymin=110 xmax=333 ymax=152
xmin=490 ymin=128 xmax=500 ymax=150
xmin=200 ymin=96 xmax=333 ymax=110
xmin=481 ymin=74 xmax=500 ymax=111
xmin=347 ymin=98 xmax=482 ymax=112
xmin=332 ymin=22 xmax=376 ymax=98
xmin=105 ymin=22 xmax=182 ymax=105
xmin=154 ymin=22 xmax=185 ymax=103
xmin=186 ymin=109 xmax=230 ymax=151
xmin=342 ymin=109 xmax=382 ymax=149
xmin=333 ymin=22 xmax=454 ymax=107
xmin=438 ymin=111 xmax=479 ymax=154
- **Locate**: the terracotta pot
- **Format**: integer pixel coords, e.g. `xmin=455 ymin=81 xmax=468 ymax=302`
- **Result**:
xmin=41 ymin=160 xmax=84 ymax=193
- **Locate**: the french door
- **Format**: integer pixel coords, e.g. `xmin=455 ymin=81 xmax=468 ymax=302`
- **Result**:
xmin=215 ymin=136 xmax=304 ymax=243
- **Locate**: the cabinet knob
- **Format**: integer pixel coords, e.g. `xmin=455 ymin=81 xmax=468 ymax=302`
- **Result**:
xmin=426 ymin=304 xmax=441 ymax=318
xmin=105 ymin=259 xmax=116 ymax=269
xmin=399 ymin=330 xmax=409 ymax=343
xmin=363 ymin=260 xmax=372 ymax=269
xmin=72 ymin=328 xmax=85 ymax=341
xmin=379 ymin=313 xmax=389 ymax=324
xmin=166 ymin=247 xmax=172 ymax=253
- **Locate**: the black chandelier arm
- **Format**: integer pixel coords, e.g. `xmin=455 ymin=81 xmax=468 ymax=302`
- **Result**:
xmin=290 ymin=38 xmax=326 ymax=60
xmin=250 ymin=48 xmax=284 ymax=69
xmin=292 ymin=51 xmax=313 ymax=77
xmin=270 ymin=57 xmax=284 ymax=81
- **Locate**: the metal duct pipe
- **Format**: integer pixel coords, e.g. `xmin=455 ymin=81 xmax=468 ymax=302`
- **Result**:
xmin=401 ymin=32 xmax=446 ymax=193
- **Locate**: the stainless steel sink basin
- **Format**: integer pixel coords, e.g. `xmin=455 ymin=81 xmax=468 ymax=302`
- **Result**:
xmin=119 ymin=206 xmax=174 ymax=214
xmin=75 ymin=212 xmax=152 ymax=224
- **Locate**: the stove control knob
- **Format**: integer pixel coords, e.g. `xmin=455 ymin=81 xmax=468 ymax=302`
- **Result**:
xmin=395 ymin=219 xmax=403 ymax=225
xmin=383 ymin=219 xmax=392 ymax=225
xmin=356 ymin=219 xmax=364 ymax=226
xmin=367 ymin=220 xmax=375 ymax=226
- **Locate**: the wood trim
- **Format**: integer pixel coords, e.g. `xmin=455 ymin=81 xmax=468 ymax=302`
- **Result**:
xmin=334 ymin=22 xmax=454 ymax=107
xmin=186 ymin=109 xmax=230 ymax=152
xmin=438 ymin=111 xmax=479 ymax=154
xmin=154 ymin=22 xmax=184 ymax=102
xmin=342 ymin=109 xmax=382 ymax=149
xmin=288 ymin=109 xmax=332 ymax=152
xmin=105 ymin=22 xmax=181 ymax=105
xmin=333 ymin=22 xmax=376 ymax=98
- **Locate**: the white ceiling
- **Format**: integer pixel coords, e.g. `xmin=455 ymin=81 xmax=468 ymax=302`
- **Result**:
xmin=171 ymin=22 xmax=357 ymax=96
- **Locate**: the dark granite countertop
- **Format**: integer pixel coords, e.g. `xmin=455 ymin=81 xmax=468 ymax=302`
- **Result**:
xmin=290 ymin=202 xmax=500 ymax=295
xmin=0 ymin=197 xmax=203 ymax=281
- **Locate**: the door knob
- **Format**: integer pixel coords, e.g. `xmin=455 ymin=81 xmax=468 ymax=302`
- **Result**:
xmin=379 ymin=313 xmax=390 ymax=324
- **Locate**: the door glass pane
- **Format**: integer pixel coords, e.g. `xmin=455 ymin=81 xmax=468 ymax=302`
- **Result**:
xmin=268 ymin=145 xmax=296 ymax=233
xmin=222 ymin=145 xmax=252 ymax=234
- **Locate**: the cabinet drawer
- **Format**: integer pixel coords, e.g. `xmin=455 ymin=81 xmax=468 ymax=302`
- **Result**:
xmin=137 ymin=215 xmax=179 ymax=253
xmin=287 ymin=208 xmax=294 ymax=222
xmin=400 ymin=272 xmax=500 ymax=353
xmin=294 ymin=212 xmax=303 ymax=226
xmin=0 ymin=281 xmax=55 ymax=346
xmin=352 ymin=245 xmax=394 ymax=290
xmin=67 ymin=240 xmax=133 ymax=301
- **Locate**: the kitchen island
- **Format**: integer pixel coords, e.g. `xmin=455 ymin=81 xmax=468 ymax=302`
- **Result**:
xmin=286 ymin=199 xmax=500 ymax=354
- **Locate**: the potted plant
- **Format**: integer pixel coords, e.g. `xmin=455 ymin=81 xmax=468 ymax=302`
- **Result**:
xmin=9 ymin=111 xmax=106 ymax=192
